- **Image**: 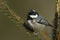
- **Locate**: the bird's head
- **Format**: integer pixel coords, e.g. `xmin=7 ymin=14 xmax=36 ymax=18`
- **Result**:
xmin=28 ymin=9 xmax=39 ymax=20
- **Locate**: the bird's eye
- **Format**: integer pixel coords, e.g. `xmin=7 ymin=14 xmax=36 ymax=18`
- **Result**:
xmin=33 ymin=13 xmax=36 ymax=15
xmin=33 ymin=13 xmax=37 ymax=15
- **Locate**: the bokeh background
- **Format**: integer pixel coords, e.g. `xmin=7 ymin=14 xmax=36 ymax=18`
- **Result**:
xmin=0 ymin=0 xmax=59 ymax=40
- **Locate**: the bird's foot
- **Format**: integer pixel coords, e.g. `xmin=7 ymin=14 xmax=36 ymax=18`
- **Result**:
xmin=33 ymin=32 xmax=38 ymax=36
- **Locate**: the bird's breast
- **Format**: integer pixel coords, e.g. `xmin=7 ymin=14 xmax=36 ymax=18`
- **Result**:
xmin=28 ymin=20 xmax=46 ymax=31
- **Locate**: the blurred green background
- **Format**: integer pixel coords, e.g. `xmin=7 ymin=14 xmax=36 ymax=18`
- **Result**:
xmin=0 ymin=0 xmax=57 ymax=40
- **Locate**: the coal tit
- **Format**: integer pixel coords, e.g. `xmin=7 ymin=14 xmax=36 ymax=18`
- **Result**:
xmin=24 ymin=9 xmax=54 ymax=35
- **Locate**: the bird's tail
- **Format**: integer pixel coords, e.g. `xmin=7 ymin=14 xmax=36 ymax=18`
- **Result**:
xmin=48 ymin=23 xmax=55 ymax=27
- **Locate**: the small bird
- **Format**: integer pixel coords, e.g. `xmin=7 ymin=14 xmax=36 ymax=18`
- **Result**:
xmin=24 ymin=9 xmax=54 ymax=35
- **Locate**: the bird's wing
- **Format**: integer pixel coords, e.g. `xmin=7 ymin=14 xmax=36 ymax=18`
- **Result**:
xmin=36 ymin=16 xmax=49 ymax=25
xmin=36 ymin=16 xmax=54 ymax=27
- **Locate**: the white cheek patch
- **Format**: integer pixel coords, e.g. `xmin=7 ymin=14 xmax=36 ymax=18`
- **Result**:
xmin=30 ymin=14 xmax=38 ymax=18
